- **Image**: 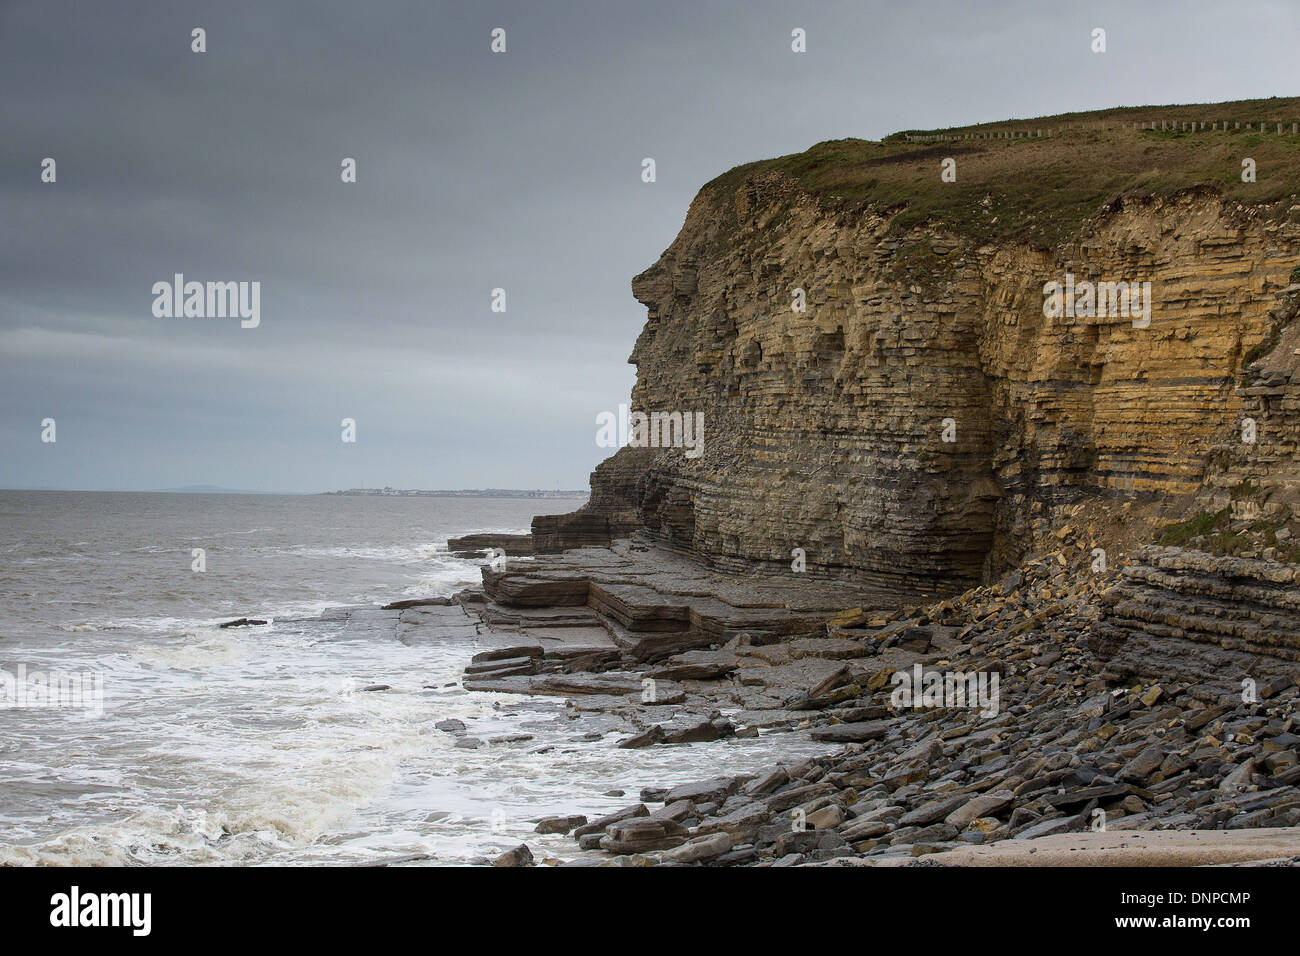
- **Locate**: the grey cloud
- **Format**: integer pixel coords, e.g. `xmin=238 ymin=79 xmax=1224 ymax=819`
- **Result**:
xmin=2 ymin=0 xmax=1297 ymax=490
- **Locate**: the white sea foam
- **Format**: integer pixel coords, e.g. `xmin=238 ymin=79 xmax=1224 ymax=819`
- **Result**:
xmin=0 ymin=497 xmax=823 ymax=865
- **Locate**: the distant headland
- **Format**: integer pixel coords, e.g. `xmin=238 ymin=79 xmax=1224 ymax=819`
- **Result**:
xmin=323 ymin=487 xmax=589 ymax=499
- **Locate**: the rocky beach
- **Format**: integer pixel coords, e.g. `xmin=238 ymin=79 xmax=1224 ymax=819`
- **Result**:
xmin=406 ymin=530 xmax=1297 ymax=866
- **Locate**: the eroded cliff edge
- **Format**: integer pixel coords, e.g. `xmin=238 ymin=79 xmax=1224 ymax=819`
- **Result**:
xmin=537 ymin=102 xmax=1300 ymax=595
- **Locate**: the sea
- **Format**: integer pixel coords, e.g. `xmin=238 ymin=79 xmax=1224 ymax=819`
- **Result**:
xmin=0 ymin=491 xmax=823 ymax=865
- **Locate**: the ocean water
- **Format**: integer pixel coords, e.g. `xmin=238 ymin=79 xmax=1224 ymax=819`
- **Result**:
xmin=0 ymin=491 xmax=824 ymax=865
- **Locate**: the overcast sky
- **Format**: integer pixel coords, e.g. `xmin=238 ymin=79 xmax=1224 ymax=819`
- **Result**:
xmin=2 ymin=0 xmax=1297 ymax=492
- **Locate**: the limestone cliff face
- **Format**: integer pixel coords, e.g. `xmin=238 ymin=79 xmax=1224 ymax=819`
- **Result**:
xmin=1199 ymin=285 xmax=1300 ymax=521
xmin=541 ymin=160 xmax=1300 ymax=592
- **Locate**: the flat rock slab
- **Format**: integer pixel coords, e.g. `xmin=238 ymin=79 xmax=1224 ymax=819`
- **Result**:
xmin=464 ymin=657 xmax=536 ymax=677
xmin=526 ymin=626 xmax=619 ymax=653
xmin=483 ymin=570 xmax=591 ymax=607
xmin=477 ymin=606 xmax=605 ymax=628
xmin=383 ymin=597 xmax=453 ymax=610
xmin=396 ymin=604 xmax=475 ymax=623
xmin=464 ymin=673 xmax=684 ymax=702
xmin=397 ymin=624 xmax=481 ymax=646
xmin=564 ymin=694 xmax=638 ymax=713
xmin=447 ymin=533 xmax=534 ymax=556
xmin=589 ymin=582 xmax=692 ymax=631
xmin=483 ymin=538 xmax=915 ymax=635
xmin=395 ymin=605 xmax=481 ymax=645
xmin=308 ymin=606 xmax=401 ymax=641
xmin=664 ymin=776 xmax=746 ymax=805
xmin=470 ymin=644 xmax=544 ymax=664
xmin=819 ymin=828 xmax=1300 ymax=867
xmin=788 ymin=638 xmax=875 ymax=660
xmin=649 ymin=650 xmax=739 ymax=682
xmin=810 ymin=720 xmax=892 ymax=743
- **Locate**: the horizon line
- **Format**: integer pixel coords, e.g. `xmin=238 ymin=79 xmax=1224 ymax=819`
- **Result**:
xmin=0 ymin=486 xmax=592 ymax=496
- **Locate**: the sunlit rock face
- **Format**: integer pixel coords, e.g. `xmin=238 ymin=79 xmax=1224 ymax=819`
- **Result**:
xmin=543 ymin=167 xmax=1300 ymax=592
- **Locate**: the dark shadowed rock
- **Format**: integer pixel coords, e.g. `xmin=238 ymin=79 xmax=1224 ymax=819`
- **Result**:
xmin=572 ymin=803 xmax=649 ymax=839
xmin=664 ymin=777 xmax=742 ymax=806
xmin=618 ymin=726 xmax=664 ymax=749
xmin=382 ymin=597 xmax=454 ymax=610
xmin=448 ymin=533 xmax=535 ymax=556
xmin=470 ymin=644 xmax=544 ymax=664
xmin=811 ymin=720 xmax=891 ymax=743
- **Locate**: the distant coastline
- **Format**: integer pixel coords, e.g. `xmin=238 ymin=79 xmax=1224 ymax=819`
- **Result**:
xmin=0 ymin=487 xmax=590 ymax=497
xmin=323 ymin=487 xmax=589 ymax=499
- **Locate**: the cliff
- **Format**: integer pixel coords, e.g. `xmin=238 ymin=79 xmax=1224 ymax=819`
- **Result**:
xmin=538 ymin=97 xmax=1300 ymax=595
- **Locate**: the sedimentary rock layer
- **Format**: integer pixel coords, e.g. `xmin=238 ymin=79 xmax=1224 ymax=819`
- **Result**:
xmin=1093 ymin=545 xmax=1300 ymax=681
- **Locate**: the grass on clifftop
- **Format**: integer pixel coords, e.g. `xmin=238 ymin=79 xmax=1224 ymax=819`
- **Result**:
xmin=704 ymin=96 xmax=1300 ymax=249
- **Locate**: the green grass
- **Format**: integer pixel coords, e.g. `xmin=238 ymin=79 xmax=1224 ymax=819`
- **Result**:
xmin=1157 ymin=508 xmax=1300 ymax=561
xmin=1158 ymin=508 xmax=1231 ymax=546
xmin=698 ymin=96 xmax=1300 ymax=251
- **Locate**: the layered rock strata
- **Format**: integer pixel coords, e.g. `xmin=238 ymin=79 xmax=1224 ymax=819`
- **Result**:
xmin=1093 ymin=546 xmax=1300 ymax=681
xmin=541 ymin=165 xmax=1300 ymax=592
xmin=1200 ymin=282 xmax=1300 ymax=521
